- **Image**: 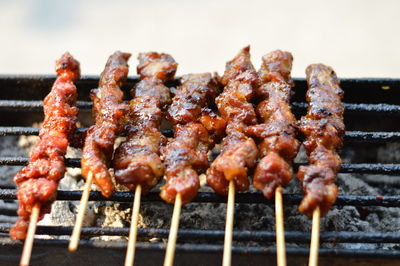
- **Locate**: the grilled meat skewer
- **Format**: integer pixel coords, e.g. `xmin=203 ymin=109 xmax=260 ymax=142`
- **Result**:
xmin=160 ymin=73 xmax=225 ymax=205
xmin=206 ymin=46 xmax=259 ymax=195
xmin=81 ymin=51 xmax=131 ymax=197
xmin=206 ymin=47 xmax=259 ymax=265
xmin=298 ymin=64 xmax=345 ymax=218
xmin=10 ymin=53 xmax=80 ymax=240
xmin=245 ymin=50 xmax=300 ymax=198
xmin=113 ymin=52 xmax=177 ymax=193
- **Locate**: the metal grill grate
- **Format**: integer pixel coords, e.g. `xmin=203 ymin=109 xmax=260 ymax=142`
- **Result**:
xmin=0 ymin=76 xmax=399 ymax=265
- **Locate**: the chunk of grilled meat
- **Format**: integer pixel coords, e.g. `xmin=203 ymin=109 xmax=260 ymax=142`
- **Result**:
xmin=206 ymin=47 xmax=259 ymax=195
xmin=160 ymin=122 xmax=213 ymax=205
xmin=297 ymin=64 xmax=345 ymax=218
xmin=245 ymin=50 xmax=300 ymax=199
xmin=199 ymin=108 xmax=227 ymax=142
xmin=160 ymin=73 xmax=225 ymax=204
xmin=220 ymin=46 xmax=255 ymax=87
xmin=10 ymin=53 xmax=80 ymax=240
xmin=137 ymin=52 xmax=177 ymax=81
xmin=113 ymin=53 xmax=177 ymax=193
xmin=81 ymin=51 xmax=130 ymax=197
xmin=167 ymin=73 xmax=219 ymax=125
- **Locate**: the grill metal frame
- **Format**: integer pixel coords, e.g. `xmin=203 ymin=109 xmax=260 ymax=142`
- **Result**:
xmin=0 ymin=76 xmax=399 ymax=265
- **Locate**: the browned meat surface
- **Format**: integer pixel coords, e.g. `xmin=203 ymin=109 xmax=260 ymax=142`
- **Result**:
xmin=113 ymin=53 xmax=177 ymax=193
xmin=245 ymin=50 xmax=300 ymax=199
xmin=81 ymin=51 xmax=130 ymax=197
xmin=199 ymin=108 xmax=227 ymax=141
xmin=220 ymin=46 xmax=254 ymax=87
xmin=160 ymin=122 xmax=213 ymax=205
xmin=137 ymin=52 xmax=177 ymax=81
xmin=160 ymin=73 xmax=224 ymax=204
xmin=297 ymin=64 xmax=345 ymax=218
xmin=167 ymin=73 xmax=219 ymax=125
xmin=10 ymin=53 xmax=80 ymax=240
xmin=206 ymin=47 xmax=259 ymax=195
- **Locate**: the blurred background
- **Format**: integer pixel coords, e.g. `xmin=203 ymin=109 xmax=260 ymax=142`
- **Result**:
xmin=0 ymin=0 xmax=399 ymax=77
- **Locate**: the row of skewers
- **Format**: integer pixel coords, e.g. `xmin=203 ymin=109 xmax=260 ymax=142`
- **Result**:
xmin=8 ymin=46 xmax=344 ymax=266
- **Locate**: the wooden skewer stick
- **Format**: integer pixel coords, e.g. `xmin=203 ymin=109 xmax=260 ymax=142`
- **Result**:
xmin=309 ymin=207 xmax=321 ymax=266
xmin=223 ymin=180 xmax=235 ymax=266
xmin=69 ymin=171 xmax=93 ymax=252
xmin=164 ymin=193 xmax=182 ymax=266
xmin=20 ymin=203 xmax=40 ymax=266
xmin=275 ymin=186 xmax=286 ymax=266
xmin=125 ymin=185 xmax=142 ymax=266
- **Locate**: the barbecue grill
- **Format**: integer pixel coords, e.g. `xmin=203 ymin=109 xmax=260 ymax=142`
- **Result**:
xmin=0 ymin=75 xmax=399 ymax=266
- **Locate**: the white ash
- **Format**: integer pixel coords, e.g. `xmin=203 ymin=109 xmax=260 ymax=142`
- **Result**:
xmin=0 ymin=133 xmax=134 ymax=241
xmin=0 ymin=136 xmax=28 ymax=225
xmin=378 ymin=143 xmax=400 ymax=163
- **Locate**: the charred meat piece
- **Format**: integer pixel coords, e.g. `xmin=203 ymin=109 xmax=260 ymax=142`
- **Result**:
xmin=113 ymin=53 xmax=177 ymax=193
xmin=10 ymin=53 xmax=80 ymax=240
xmin=137 ymin=52 xmax=177 ymax=81
xmin=297 ymin=64 xmax=345 ymax=218
xmin=199 ymin=107 xmax=227 ymax=142
xmin=160 ymin=73 xmax=224 ymax=205
xmin=167 ymin=73 xmax=219 ymax=125
xmin=245 ymin=50 xmax=300 ymax=199
xmin=206 ymin=47 xmax=259 ymax=195
xmin=160 ymin=122 xmax=213 ymax=205
xmin=220 ymin=46 xmax=254 ymax=87
xmin=81 ymin=51 xmax=131 ymax=197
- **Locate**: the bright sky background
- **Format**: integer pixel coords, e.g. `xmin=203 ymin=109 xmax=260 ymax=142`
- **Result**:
xmin=0 ymin=0 xmax=399 ymax=77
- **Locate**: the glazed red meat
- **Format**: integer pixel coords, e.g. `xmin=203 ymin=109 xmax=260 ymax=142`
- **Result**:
xmin=206 ymin=47 xmax=259 ymax=195
xmin=113 ymin=53 xmax=177 ymax=193
xmin=245 ymin=50 xmax=300 ymax=199
xmin=81 ymin=51 xmax=131 ymax=197
xmin=160 ymin=73 xmax=225 ymax=205
xmin=167 ymin=73 xmax=219 ymax=125
xmin=10 ymin=53 xmax=80 ymax=240
xmin=297 ymin=64 xmax=345 ymax=218
xmin=160 ymin=122 xmax=212 ymax=205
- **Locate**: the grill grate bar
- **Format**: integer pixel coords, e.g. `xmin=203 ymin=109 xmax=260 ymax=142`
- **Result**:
xmin=0 ymin=126 xmax=87 ymax=136
xmin=0 ymin=100 xmax=92 ymax=111
xmin=1 ymin=76 xmax=400 ymax=261
xmin=0 ymin=189 xmax=398 ymax=206
xmin=344 ymin=131 xmax=400 ymax=143
xmin=0 ymin=237 xmax=399 ymax=258
xmin=292 ymin=102 xmax=400 ymax=115
xmin=0 ymin=225 xmax=399 ymax=244
xmin=1 ymin=157 xmax=399 ymax=175
xmin=1 ymin=100 xmax=400 ymax=115
xmin=1 ymin=127 xmax=399 ymax=143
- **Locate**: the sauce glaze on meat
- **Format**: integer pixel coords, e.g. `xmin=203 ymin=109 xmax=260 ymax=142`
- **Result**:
xmin=113 ymin=53 xmax=177 ymax=193
xmin=206 ymin=46 xmax=259 ymax=195
xmin=10 ymin=53 xmax=80 ymax=239
xmin=160 ymin=73 xmax=225 ymax=205
xmin=245 ymin=50 xmax=300 ymax=198
xmin=297 ymin=64 xmax=345 ymax=218
xmin=81 ymin=51 xmax=131 ymax=198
